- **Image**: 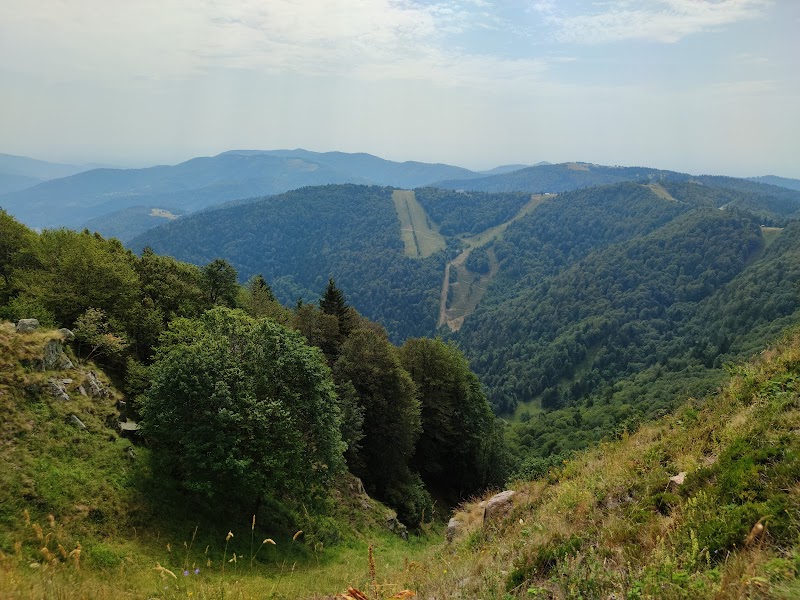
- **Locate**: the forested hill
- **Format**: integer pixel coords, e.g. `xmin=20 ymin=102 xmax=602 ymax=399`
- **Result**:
xmin=130 ymin=185 xmax=449 ymax=342
xmin=433 ymin=161 xmax=800 ymax=212
xmin=432 ymin=162 xmax=687 ymax=192
xmin=460 ymin=206 xmax=762 ymax=413
xmin=128 ymin=179 xmax=800 ymax=458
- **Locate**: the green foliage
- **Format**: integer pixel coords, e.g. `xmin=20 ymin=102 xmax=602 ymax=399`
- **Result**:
xmin=201 ymin=258 xmax=239 ymax=307
xmin=333 ymin=327 xmax=427 ymax=522
xmin=73 ymin=307 xmax=128 ymax=364
xmin=399 ymin=338 xmax=506 ymax=499
xmin=0 ymin=208 xmax=36 ymax=302
xmin=16 ymin=229 xmax=141 ymax=330
xmin=140 ymin=308 xmax=345 ymax=508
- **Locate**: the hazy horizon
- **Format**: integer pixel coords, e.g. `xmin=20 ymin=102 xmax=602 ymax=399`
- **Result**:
xmin=2 ymin=1 xmax=798 ymax=178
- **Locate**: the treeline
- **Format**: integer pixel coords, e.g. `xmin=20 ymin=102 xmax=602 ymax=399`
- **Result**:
xmin=0 ymin=209 xmax=507 ymax=528
xmin=129 ymin=184 xmax=451 ymax=343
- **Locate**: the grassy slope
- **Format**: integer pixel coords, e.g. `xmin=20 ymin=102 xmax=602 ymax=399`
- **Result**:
xmin=0 ymin=322 xmax=433 ymax=599
xmin=390 ymin=330 xmax=800 ymax=599
xmin=392 ymin=189 xmax=445 ymax=258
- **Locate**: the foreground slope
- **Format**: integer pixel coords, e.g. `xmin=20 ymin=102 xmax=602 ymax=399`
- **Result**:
xmin=0 ymin=321 xmax=434 ymax=598
xmin=395 ymin=329 xmax=800 ymax=599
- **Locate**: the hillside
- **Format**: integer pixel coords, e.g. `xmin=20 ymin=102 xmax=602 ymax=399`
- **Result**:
xmin=390 ymin=328 xmax=800 ymax=599
xmin=749 ymin=174 xmax=800 ymax=191
xmin=0 ymin=153 xmax=95 ymax=195
xmin=130 ymin=185 xmax=450 ymax=342
xmin=0 ymin=149 xmax=481 ymax=231
xmin=432 ymin=162 xmax=687 ymax=193
xmin=433 ymin=162 xmax=800 ymax=218
xmin=127 ymin=180 xmax=800 ymax=433
xmin=0 ymin=322 xmax=435 ymax=598
xmin=82 ymin=206 xmax=186 ymax=243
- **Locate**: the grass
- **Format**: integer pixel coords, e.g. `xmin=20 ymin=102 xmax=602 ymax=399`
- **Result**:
xmin=392 ymin=190 xmax=445 ymax=259
xmin=646 ymin=183 xmax=678 ymax=202
xmin=382 ymin=328 xmax=800 ymax=598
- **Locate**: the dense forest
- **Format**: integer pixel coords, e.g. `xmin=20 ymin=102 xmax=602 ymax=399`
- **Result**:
xmin=131 ymin=185 xmax=452 ymax=342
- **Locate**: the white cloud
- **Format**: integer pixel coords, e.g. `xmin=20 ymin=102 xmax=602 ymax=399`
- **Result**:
xmin=535 ymin=0 xmax=772 ymax=44
xmin=0 ymin=0 xmax=545 ymax=88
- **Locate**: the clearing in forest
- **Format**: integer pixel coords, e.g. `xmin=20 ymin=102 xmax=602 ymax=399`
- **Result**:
xmin=438 ymin=194 xmax=553 ymax=330
xmin=392 ymin=190 xmax=446 ymax=258
xmin=645 ymin=183 xmax=677 ymax=202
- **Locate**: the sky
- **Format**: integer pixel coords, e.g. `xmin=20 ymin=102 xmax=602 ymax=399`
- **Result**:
xmin=1 ymin=0 xmax=798 ymax=177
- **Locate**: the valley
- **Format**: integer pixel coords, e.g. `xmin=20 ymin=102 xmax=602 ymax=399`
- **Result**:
xmin=3 ymin=154 xmax=800 ymax=599
xmin=438 ymin=193 xmax=552 ymax=330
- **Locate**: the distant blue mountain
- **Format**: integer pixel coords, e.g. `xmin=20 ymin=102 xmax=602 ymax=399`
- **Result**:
xmin=0 ymin=149 xmax=481 ymax=229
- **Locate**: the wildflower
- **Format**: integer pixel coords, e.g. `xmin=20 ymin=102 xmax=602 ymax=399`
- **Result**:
xmin=183 ymin=570 xmax=189 ymax=577
xmin=194 ymin=567 xmax=200 ymax=575
xmin=226 ymin=531 xmax=234 ymax=541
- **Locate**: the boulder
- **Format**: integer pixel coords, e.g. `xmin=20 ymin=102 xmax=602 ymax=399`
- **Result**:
xmin=484 ymin=490 xmax=516 ymax=522
xmin=58 ymin=328 xmax=75 ymax=341
xmin=48 ymin=378 xmax=70 ymax=402
xmin=668 ymin=472 xmax=687 ymax=489
xmin=69 ymin=414 xmax=87 ymax=430
xmin=15 ymin=319 xmax=40 ymax=333
xmin=385 ymin=514 xmax=409 ymax=541
xmin=41 ymin=340 xmax=74 ymax=371
xmin=119 ymin=421 xmax=140 ymax=438
xmin=446 ymin=517 xmax=462 ymax=543
xmin=85 ymin=371 xmax=107 ymax=398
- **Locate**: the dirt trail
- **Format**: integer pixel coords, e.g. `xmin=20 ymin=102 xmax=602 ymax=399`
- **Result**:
xmin=438 ymin=194 xmax=553 ymax=330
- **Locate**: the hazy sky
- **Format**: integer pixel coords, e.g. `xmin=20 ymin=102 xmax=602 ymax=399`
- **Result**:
xmin=1 ymin=0 xmax=798 ymax=176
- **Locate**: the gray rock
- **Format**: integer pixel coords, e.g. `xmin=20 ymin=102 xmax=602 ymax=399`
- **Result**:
xmin=77 ymin=385 xmax=87 ymax=396
xmin=15 ymin=319 xmax=40 ymax=333
xmin=668 ymin=472 xmax=687 ymax=489
xmin=69 ymin=414 xmax=87 ymax=430
xmin=41 ymin=340 xmax=74 ymax=371
xmin=385 ymin=514 xmax=409 ymax=541
xmin=58 ymin=328 xmax=75 ymax=341
xmin=48 ymin=378 xmax=70 ymax=401
xmin=119 ymin=421 xmax=140 ymax=439
xmin=447 ymin=517 xmax=462 ymax=543
xmin=85 ymin=371 xmax=107 ymax=398
xmin=484 ymin=490 xmax=516 ymax=522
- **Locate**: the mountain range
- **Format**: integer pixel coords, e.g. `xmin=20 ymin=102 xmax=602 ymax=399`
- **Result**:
xmin=0 ymin=149 xmax=486 ymax=235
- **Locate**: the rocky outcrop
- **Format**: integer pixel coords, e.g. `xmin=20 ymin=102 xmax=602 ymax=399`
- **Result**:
xmin=85 ymin=371 xmax=107 ymax=398
xmin=385 ymin=513 xmax=409 ymax=541
xmin=484 ymin=490 xmax=516 ymax=522
xmin=58 ymin=328 xmax=75 ymax=341
xmin=48 ymin=378 xmax=70 ymax=401
xmin=15 ymin=319 xmax=40 ymax=333
xmin=447 ymin=517 xmax=462 ymax=543
xmin=41 ymin=340 xmax=74 ymax=371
